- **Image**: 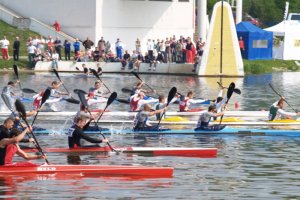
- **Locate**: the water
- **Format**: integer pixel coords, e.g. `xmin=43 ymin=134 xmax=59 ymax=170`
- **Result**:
xmin=1 ymin=72 xmax=300 ymax=199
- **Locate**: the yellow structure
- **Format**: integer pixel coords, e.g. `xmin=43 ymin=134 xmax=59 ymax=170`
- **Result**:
xmin=198 ymin=1 xmax=244 ymax=77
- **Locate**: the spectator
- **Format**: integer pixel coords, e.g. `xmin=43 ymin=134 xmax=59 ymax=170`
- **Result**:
xmin=93 ymin=47 xmax=100 ymax=62
xmin=135 ymin=51 xmax=143 ymax=71
xmin=239 ymin=36 xmax=245 ymax=52
xmin=115 ymin=38 xmax=124 ymax=60
xmin=106 ymin=50 xmax=115 ymax=62
xmin=38 ymin=36 xmax=46 ymax=51
xmin=165 ymin=38 xmax=171 ymax=63
xmin=98 ymin=37 xmax=106 ymax=56
xmin=144 ymin=52 xmax=150 ymax=63
xmin=74 ymin=51 xmax=82 ymax=62
xmin=185 ymin=37 xmax=194 ymax=63
xmin=196 ymin=38 xmax=205 ymax=57
xmin=193 ymin=54 xmax=200 ymax=72
xmin=27 ymin=37 xmax=33 ymax=47
xmin=73 ymin=38 xmax=81 ymax=55
xmin=83 ymin=37 xmax=94 ymax=50
xmin=121 ymin=50 xmax=130 ymax=70
xmin=32 ymin=36 xmax=40 ymax=48
xmin=129 ymin=50 xmax=138 ymax=70
xmin=135 ymin=38 xmax=141 ymax=53
xmin=51 ymin=50 xmax=59 ymax=69
xmin=53 ymin=20 xmax=61 ymax=32
xmin=13 ymin=37 xmax=20 ymax=61
xmin=42 ymin=50 xmax=51 ymax=61
xmin=147 ymin=39 xmax=154 ymax=61
xmin=159 ymin=40 xmax=165 ymax=63
xmin=63 ymin=39 xmax=71 ymax=60
xmin=27 ymin=43 xmax=36 ymax=68
xmin=170 ymin=38 xmax=176 ymax=63
xmin=175 ymin=40 xmax=183 ymax=63
xmin=105 ymin=41 xmax=111 ymax=54
xmin=54 ymin=36 xmax=62 ymax=60
xmin=1 ymin=36 xmax=10 ymax=60
xmin=47 ymin=37 xmax=54 ymax=55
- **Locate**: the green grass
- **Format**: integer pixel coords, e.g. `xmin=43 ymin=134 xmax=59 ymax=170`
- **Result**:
xmin=243 ymin=59 xmax=299 ymax=74
xmin=0 ymin=20 xmax=40 ymax=68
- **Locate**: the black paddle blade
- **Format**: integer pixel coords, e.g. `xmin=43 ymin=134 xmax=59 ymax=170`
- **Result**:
xmin=52 ymin=69 xmax=61 ymax=82
xmin=64 ymin=98 xmax=80 ymax=104
xmin=97 ymin=67 xmax=102 ymax=74
xmin=15 ymin=99 xmax=26 ymax=120
xmin=75 ymin=67 xmax=80 ymax=71
xmin=226 ymin=82 xmax=235 ymax=103
xmin=90 ymin=68 xmax=100 ymax=79
xmin=83 ymin=68 xmax=88 ymax=74
xmin=233 ymin=88 xmax=241 ymax=95
xmin=167 ymin=87 xmax=177 ymax=106
xmin=77 ymin=91 xmax=88 ymax=109
xmin=116 ymin=98 xmax=129 ymax=104
xmin=74 ymin=89 xmax=87 ymax=94
xmin=41 ymin=89 xmax=51 ymax=106
xmin=13 ymin=64 xmax=19 ymax=79
xmin=107 ymin=92 xmax=118 ymax=106
xmin=22 ymin=88 xmax=38 ymax=94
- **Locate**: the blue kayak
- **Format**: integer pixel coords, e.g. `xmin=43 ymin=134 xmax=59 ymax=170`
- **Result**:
xmin=34 ymin=127 xmax=300 ymax=137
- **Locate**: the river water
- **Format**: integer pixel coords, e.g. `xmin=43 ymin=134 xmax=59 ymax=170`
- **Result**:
xmin=0 ymin=71 xmax=300 ymax=199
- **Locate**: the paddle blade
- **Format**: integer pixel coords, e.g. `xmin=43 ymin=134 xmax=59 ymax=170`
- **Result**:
xmin=41 ymin=89 xmax=51 ymax=106
xmin=13 ymin=64 xmax=19 ymax=79
xmin=116 ymin=98 xmax=129 ymax=104
xmin=15 ymin=99 xmax=26 ymax=120
xmin=226 ymin=82 xmax=235 ymax=103
xmin=233 ymin=88 xmax=241 ymax=95
xmin=75 ymin=67 xmax=80 ymax=71
xmin=52 ymin=69 xmax=61 ymax=82
xmin=90 ymin=68 xmax=100 ymax=79
xmin=107 ymin=92 xmax=118 ymax=106
xmin=77 ymin=91 xmax=88 ymax=109
xmin=64 ymin=98 xmax=80 ymax=104
xmin=131 ymin=71 xmax=142 ymax=81
xmin=83 ymin=67 xmax=88 ymax=74
xmin=97 ymin=67 xmax=102 ymax=74
xmin=74 ymin=89 xmax=87 ymax=94
xmin=167 ymin=87 xmax=177 ymax=106
xmin=22 ymin=88 xmax=38 ymax=94
xmin=1 ymin=93 xmax=14 ymax=111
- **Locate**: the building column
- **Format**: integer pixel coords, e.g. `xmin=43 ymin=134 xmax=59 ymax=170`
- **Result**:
xmin=236 ymin=0 xmax=242 ymax=24
xmin=197 ymin=0 xmax=207 ymax=41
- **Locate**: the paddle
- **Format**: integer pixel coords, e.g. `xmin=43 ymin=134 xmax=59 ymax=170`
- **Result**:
xmin=15 ymin=99 xmax=49 ymax=164
xmin=31 ymin=88 xmax=51 ymax=126
xmin=52 ymin=69 xmax=80 ymax=104
xmin=131 ymin=71 xmax=155 ymax=93
xmin=74 ymin=89 xmax=127 ymax=104
xmin=217 ymin=81 xmax=241 ymax=95
xmin=90 ymin=68 xmax=111 ymax=93
xmin=77 ymin=90 xmax=117 ymax=152
xmin=219 ymin=82 xmax=235 ymax=124
xmin=157 ymin=87 xmax=177 ymax=128
xmin=22 ymin=88 xmax=79 ymax=104
xmin=269 ymin=83 xmax=297 ymax=112
xmin=13 ymin=64 xmax=23 ymax=97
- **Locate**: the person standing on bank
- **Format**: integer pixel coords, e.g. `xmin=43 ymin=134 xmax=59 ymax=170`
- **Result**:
xmin=13 ymin=37 xmax=20 ymax=61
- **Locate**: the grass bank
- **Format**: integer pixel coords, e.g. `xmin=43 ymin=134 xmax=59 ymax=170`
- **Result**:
xmin=244 ymin=59 xmax=299 ymax=74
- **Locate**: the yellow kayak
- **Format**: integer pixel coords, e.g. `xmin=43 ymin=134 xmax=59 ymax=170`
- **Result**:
xmin=214 ymin=117 xmax=245 ymax=123
xmin=268 ymin=119 xmax=300 ymax=123
xmin=162 ymin=116 xmax=188 ymax=122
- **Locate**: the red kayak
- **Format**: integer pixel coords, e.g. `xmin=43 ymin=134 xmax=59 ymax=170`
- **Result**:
xmin=0 ymin=162 xmax=173 ymax=178
xmin=186 ymin=108 xmax=205 ymax=112
xmin=24 ymin=146 xmax=217 ymax=158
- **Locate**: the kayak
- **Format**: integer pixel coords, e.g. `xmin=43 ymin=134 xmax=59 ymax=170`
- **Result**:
xmin=0 ymin=162 xmax=173 ymax=178
xmin=23 ymin=146 xmax=217 ymax=158
xmin=34 ymin=127 xmax=300 ymax=136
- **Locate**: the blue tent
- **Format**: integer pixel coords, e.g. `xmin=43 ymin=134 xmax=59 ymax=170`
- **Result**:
xmin=236 ymin=22 xmax=273 ymax=60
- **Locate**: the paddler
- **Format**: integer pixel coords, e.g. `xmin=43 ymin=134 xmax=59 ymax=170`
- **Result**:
xmin=195 ymin=105 xmax=226 ymax=131
xmin=32 ymin=81 xmax=69 ymax=111
xmin=130 ymin=92 xmax=158 ymax=112
xmin=133 ymin=103 xmax=168 ymax=131
xmin=155 ymin=94 xmax=179 ymax=120
xmin=1 ymin=81 xmax=20 ymax=110
xmin=0 ymin=127 xmax=45 ymax=166
xmin=67 ymin=117 xmax=109 ymax=148
xmin=89 ymin=80 xmax=110 ymax=97
xmin=179 ymin=91 xmax=207 ymax=112
xmin=214 ymin=85 xmax=227 ymax=113
xmin=268 ymin=97 xmax=300 ymax=121
xmin=131 ymin=81 xmax=153 ymax=96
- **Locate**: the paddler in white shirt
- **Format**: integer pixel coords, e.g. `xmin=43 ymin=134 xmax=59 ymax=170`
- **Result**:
xmin=129 ymin=92 xmax=158 ymax=112
xmin=195 ymin=105 xmax=226 ymax=131
xmin=179 ymin=91 xmax=207 ymax=112
xmin=268 ymin=97 xmax=300 ymax=121
xmin=89 ymin=80 xmax=110 ymax=97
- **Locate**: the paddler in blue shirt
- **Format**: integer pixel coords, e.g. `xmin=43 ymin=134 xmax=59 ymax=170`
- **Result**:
xmin=269 ymin=97 xmax=300 ymax=121
xmin=195 ymin=105 xmax=226 ymax=131
xmin=133 ymin=103 xmax=168 ymax=131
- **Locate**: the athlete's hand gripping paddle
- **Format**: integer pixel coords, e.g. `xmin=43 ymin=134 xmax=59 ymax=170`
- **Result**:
xmin=157 ymin=87 xmax=177 ymax=128
xmin=219 ymin=82 xmax=235 ymax=125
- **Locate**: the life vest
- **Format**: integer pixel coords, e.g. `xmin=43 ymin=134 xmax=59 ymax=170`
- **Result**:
xmin=33 ymin=91 xmax=45 ymax=110
xmin=130 ymin=97 xmax=140 ymax=111
xmin=179 ymin=98 xmax=189 ymax=112
xmin=269 ymin=105 xmax=278 ymax=121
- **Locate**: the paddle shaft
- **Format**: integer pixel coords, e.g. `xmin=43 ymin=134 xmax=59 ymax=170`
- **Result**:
xmin=269 ymin=83 xmax=297 ymax=112
xmin=132 ymin=71 xmax=155 ymax=92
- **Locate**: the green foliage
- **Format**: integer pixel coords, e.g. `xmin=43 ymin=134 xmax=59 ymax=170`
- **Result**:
xmin=244 ymin=59 xmax=299 ymax=74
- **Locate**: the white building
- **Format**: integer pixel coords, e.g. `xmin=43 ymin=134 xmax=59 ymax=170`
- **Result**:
xmin=0 ymin=0 xmax=195 ymax=53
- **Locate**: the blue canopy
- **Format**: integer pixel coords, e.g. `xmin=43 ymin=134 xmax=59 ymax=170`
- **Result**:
xmin=236 ymin=22 xmax=273 ymax=60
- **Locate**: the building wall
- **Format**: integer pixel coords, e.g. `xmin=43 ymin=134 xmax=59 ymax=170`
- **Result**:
xmin=0 ymin=0 xmax=194 ymax=53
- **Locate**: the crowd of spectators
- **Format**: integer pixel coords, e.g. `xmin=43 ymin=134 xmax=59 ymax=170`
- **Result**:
xmin=0 ymin=33 xmax=205 ymax=71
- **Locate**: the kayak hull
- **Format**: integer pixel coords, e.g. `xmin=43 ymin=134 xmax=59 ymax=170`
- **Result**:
xmin=24 ymin=146 xmax=217 ymax=158
xmin=0 ymin=163 xmax=173 ymax=178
